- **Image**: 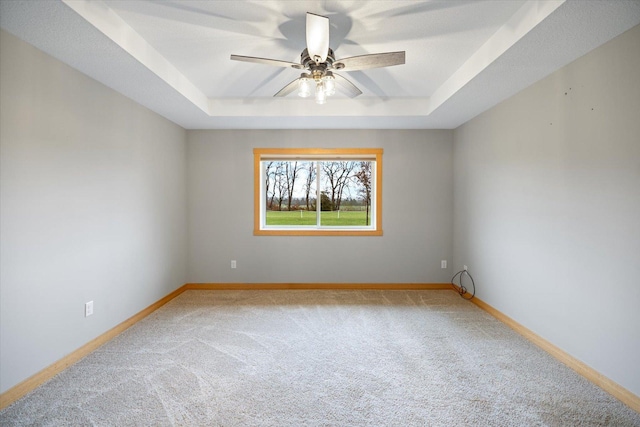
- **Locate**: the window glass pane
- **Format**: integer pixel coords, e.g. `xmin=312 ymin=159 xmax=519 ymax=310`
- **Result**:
xmin=319 ymin=161 xmax=373 ymax=227
xmin=264 ymin=161 xmax=317 ymax=226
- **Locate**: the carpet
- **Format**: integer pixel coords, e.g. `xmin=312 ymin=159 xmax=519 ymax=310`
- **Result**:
xmin=1 ymin=290 xmax=639 ymax=426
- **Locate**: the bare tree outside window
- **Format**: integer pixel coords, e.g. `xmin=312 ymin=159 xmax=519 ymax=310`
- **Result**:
xmin=303 ymin=161 xmax=316 ymax=211
xmin=355 ymin=161 xmax=372 ymax=226
xmin=284 ymin=161 xmax=300 ymax=211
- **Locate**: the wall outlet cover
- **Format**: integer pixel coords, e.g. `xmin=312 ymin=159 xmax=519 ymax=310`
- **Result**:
xmin=85 ymin=301 xmax=94 ymax=317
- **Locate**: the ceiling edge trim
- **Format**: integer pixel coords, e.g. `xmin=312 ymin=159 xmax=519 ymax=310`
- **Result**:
xmin=427 ymin=0 xmax=565 ymax=114
xmin=61 ymin=0 xmax=210 ymax=114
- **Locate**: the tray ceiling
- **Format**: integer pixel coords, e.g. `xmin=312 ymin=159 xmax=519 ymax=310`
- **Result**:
xmin=1 ymin=0 xmax=639 ymax=129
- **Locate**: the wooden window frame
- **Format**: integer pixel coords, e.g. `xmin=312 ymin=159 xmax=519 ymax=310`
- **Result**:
xmin=254 ymin=148 xmax=383 ymax=236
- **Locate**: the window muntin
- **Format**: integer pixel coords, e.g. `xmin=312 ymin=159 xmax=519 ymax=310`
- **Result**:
xmin=254 ymin=148 xmax=382 ymax=236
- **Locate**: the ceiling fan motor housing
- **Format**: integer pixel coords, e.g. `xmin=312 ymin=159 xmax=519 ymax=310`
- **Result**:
xmin=301 ymin=48 xmax=335 ymax=80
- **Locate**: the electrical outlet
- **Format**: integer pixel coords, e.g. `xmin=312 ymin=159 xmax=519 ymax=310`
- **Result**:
xmin=441 ymin=260 xmax=447 ymax=269
xmin=85 ymin=301 xmax=94 ymax=317
xmin=231 ymin=260 xmax=237 ymax=269
xmin=463 ymin=265 xmax=468 ymax=271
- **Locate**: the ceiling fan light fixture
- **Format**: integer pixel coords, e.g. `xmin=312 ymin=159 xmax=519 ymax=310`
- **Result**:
xmin=298 ymin=74 xmax=311 ymax=98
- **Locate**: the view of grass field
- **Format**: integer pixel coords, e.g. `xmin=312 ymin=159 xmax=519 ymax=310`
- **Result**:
xmin=266 ymin=210 xmax=371 ymax=226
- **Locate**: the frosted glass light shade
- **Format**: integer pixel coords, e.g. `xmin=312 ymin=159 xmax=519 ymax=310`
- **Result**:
xmin=298 ymin=77 xmax=311 ymax=98
xmin=315 ymin=81 xmax=326 ymax=104
xmin=323 ymin=73 xmax=335 ymax=96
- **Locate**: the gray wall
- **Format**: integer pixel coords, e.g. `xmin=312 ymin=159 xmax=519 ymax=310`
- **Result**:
xmin=187 ymin=129 xmax=454 ymax=284
xmin=453 ymin=25 xmax=640 ymax=395
xmin=0 ymin=31 xmax=188 ymax=393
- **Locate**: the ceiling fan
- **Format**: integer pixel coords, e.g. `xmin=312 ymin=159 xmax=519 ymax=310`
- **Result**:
xmin=230 ymin=12 xmax=405 ymax=104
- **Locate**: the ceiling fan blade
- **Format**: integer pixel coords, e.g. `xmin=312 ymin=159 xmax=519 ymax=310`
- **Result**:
xmin=274 ymin=78 xmax=301 ymax=97
xmin=230 ymin=55 xmax=302 ymax=69
xmin=306 ymin=12 xmax=329 ymax=64
xmin=333 ymin=51 xmax=405 ymax=71
xmin=333 ymin=73 xmax=362 ymax=98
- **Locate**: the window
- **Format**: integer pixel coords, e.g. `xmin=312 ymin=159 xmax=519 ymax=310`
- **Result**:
xmin=254 ymin=148 xmax=382 ymax=236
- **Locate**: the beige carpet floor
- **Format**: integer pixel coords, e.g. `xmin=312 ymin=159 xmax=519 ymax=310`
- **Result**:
xmin=1 ymin=290 xmax=639 ymax=426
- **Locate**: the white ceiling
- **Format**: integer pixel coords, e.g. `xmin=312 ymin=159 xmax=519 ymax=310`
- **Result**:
xmin=1 ymin=0 xmax=639 ymax=130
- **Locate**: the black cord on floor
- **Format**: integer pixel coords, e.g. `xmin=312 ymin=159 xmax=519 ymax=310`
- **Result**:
xmin=451 ymin=269 xmax=475 ymax=300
